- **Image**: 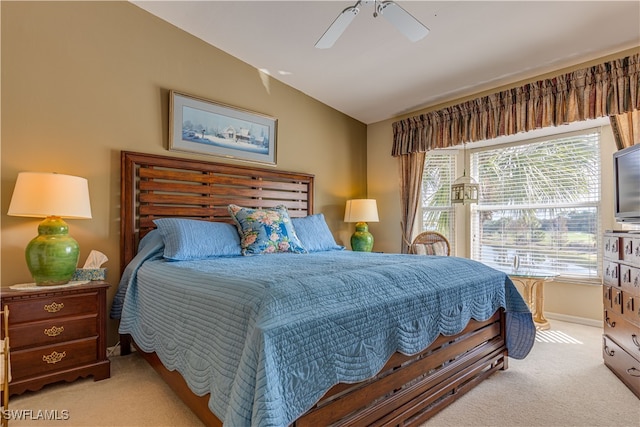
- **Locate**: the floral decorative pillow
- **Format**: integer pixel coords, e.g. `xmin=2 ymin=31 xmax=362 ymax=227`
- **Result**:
xmin=228 ymin=204 xmax=307 ymax=255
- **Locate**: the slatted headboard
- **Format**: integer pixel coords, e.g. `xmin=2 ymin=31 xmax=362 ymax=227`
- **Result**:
xmin=120 ymin=151 xmax=314 ymax=272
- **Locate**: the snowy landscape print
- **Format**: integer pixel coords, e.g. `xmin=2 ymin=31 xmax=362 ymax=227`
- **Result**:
xmin=181 ymin=106 xmax=269 ymax=155
xmin=169 ymin=91 xmax=277 ymax=165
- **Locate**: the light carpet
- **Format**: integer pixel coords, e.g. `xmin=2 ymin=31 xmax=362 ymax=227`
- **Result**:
xmin=6 ymin=320 xmax=639 ymax=427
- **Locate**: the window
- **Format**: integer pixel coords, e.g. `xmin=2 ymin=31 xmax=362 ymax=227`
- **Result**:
xmin=470 ymin=130 xmax=601 ymax=279
xmin=421 ymin=153 xmax=456 ymax=253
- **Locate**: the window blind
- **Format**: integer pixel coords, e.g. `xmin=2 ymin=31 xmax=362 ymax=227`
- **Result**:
xmin=421 ymin=153 xmax=456 ymax=254
xmin=470 ymin=131 xmax=601 ymax=279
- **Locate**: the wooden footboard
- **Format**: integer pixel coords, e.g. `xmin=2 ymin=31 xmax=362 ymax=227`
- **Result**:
xmin=296 ymin=310 xmax=507 ymax=427
xmin=120 ymin=310 xmax=507 ymax=427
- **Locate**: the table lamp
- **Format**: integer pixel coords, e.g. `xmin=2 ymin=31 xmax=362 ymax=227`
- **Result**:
xmin=8 ymin=172 xmax=92 ymax=286
xmin=344 ymin=199 xmax=379 ymax=252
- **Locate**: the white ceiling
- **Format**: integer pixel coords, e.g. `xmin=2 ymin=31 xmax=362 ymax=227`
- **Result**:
xmin=132 ymin=0 xmax=640 ymax=124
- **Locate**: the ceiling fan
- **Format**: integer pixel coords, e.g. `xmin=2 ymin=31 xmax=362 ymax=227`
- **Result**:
xmin=315 ymin=0 xmax=430 ymax=49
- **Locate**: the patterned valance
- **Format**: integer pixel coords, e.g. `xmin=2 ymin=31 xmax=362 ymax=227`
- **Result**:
xmin=392 ymin=53 xmax=639 ymax=156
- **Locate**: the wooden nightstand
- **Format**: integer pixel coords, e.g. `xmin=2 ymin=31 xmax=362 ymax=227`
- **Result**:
xmin=0 ymin=281 xmax=111 ymax=396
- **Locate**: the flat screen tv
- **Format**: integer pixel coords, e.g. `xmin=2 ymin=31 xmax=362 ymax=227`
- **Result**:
xmin=614 ymin=143 xmax=640 ymax=223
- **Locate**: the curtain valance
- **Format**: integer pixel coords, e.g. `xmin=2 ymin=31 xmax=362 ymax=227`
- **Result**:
xmin=392 ymin=53 xmax=639 ymax=156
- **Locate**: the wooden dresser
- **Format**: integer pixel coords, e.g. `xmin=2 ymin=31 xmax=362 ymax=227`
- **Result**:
xmin=602 ymin=231 xmax=640 ymax=398
xmin=1 ymin=281 xmax=110 ymax=396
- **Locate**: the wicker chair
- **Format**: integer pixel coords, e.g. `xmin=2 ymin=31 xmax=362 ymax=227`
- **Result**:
xmin=410 ymin=231 xmax=451 ymax=256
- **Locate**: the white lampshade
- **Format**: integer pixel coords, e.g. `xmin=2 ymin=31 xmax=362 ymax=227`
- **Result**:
xmin=8 ymin=172 xmax=92 ymax=219
xmin=344 ymin=199 xmax=379 ymax=223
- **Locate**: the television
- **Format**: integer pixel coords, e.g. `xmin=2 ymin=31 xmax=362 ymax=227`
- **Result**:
xmin=613 ymin=143 xmax=640 ymax=223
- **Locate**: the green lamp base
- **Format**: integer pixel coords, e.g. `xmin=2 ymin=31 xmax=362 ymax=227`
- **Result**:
xmin=26 ymin=216 xmax=80 ymax=286
xmin=350 ymin=221 xmax=374 ymax=252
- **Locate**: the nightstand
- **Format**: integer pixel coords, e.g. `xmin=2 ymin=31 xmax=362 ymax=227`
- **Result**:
xmin=0 ymin=281 xmax=111 ymax=396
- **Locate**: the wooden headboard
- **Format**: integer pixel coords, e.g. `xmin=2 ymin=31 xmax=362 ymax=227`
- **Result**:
xmin=120 ymin=151 xmax=314 ymax=271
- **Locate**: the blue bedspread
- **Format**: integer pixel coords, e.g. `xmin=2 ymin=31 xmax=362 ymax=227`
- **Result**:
xmin=113 ymin=231 xmax=534 ymax=427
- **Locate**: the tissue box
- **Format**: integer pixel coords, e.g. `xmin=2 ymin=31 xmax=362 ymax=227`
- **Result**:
xmin=72 ymin=268 xmax=107 ymax=281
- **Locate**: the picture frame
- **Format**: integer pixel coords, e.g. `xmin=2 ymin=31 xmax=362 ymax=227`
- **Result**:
xmin=169 ymin=90 xmax=277 ymax=165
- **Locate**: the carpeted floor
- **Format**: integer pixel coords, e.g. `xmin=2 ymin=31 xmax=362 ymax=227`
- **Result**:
xmin=6 ymin=320 xmax=640 ymax=427
xmin=426 ymin=320 xmax=639 ymax=427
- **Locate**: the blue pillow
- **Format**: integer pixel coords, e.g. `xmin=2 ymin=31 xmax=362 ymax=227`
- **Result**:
xmin=153 ymin=218 xmax=242 ymax=260
xmin=228 ymin=204 xmax=307 ymax=255
xmin=292 ymin=214 xmax=344 ymax=252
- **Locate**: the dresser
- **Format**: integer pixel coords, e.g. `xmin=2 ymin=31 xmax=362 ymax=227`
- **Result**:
xmin=0 ymin=281 xmax=110 ymax=396
xmin=602 ymin=231 xmax=640 ymax=398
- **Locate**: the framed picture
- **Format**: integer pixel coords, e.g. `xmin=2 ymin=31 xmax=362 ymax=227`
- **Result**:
xmin=169 ymin=90 xmax=277 ymax=165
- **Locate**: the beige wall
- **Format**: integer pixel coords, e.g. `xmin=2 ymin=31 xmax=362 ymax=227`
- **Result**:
xmin=1 ymin=1 xmax=367 ymax=344
xmin=367 ymin=48 xmax=640 ymax=324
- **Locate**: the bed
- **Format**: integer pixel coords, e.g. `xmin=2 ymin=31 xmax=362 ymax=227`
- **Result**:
xmin=112 ymin=151 xmax=535 ymax=427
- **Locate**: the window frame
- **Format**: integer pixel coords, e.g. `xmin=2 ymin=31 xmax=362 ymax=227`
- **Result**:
xmin=468 ymin=127 xmax=603 ymax=284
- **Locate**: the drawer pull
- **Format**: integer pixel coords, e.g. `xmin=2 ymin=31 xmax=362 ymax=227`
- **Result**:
xmin=604 ymin=344 xmax=615 ymax=357
xmin=44 ymin=325 xmax=65 ymax=337
xmin=632 ymin=334 xmax=640 ymax=350
xmin=605 ymin=316 xmax=616 ymax=328
xmin=627 ymin=367 xmax=640 ymax=377
xmin=44 ymin=302 xmax=64 ymax=313
xmin=42 ymin=350 xmax=66 ymax=364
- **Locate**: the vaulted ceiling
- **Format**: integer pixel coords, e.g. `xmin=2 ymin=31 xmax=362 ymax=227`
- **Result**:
xmin=133 ymin=1 xmax=640 ymax=124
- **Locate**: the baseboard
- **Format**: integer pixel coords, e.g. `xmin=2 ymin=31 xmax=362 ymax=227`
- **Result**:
xmin=545 ymin=312 xmax=602 ymax=328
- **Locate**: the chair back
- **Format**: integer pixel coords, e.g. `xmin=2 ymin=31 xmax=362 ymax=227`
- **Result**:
xmin=410 ymin=231 xmax=450 ymax=256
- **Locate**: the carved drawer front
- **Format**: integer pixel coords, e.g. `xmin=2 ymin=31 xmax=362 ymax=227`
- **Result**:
xmin=603 ymin=335 xmax=640 ymax=398
xmin=620 ymin=264 xmax=640 ymax=294
xmin=4 ymin=292 xmax=98 ymax=324
xmin=10 ymin=338 xmax=98 ymax=380
xmin=604 ymin=309 xmax=640 ymax=360
xmin=604 ymin=285 xmax=613 ymax=309
xmin=622 ymin=237 xmax=640 ymax=265
xmin=612 ymin=289 xmax=624 ymax=316
xmin=604 ymin=235 xmax=621 ymax=260
xmin=9 ymin=315 xmax=98 ymax=349
xmin=624 ymin=294 xmax=640 ymax=328
xmin=604 ymin=261 xmax=620 ymax=287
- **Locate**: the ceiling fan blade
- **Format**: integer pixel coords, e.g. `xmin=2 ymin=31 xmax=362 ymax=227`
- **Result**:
xmin=378 ymin=1 xmax=429 ymax=42
xmin=315 ymin=6 xmax=360 ymax=49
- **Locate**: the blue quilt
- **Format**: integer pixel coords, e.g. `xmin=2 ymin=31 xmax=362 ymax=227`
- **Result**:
xmin=113 ymin=231 xmax=534 ymax=427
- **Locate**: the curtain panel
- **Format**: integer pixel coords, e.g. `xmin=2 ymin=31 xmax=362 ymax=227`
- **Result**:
xmin=610 ymin=110 xmax=639 ymax=149
xmin=398 ymin=151 xmax=426 ymax=253
xmin=392 ymin=53 xmax=639 ymax=156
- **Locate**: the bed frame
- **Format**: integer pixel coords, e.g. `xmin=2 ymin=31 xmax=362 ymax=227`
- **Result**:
xmin=119 ymin=150 xmax=509 ymax=427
